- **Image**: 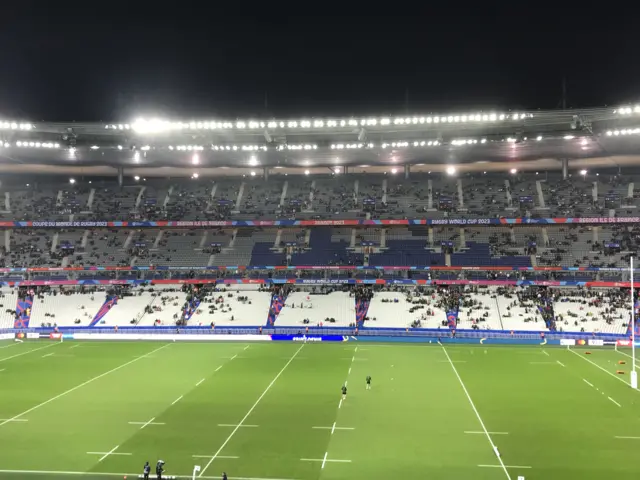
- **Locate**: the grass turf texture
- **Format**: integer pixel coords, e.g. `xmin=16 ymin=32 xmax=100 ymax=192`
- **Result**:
xmin=0 ymin=340 xmax=639 ymax=480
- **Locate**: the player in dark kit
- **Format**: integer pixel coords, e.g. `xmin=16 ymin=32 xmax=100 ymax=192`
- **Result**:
xmin=222 ymin=473 xmax=228 ymax=480
xmin=366 ymin=375 xmax=372 ymax=390
xmin=143 ymin=461 xmax=151 ymax=480
xmin=156 ymin=460 xmax=165 ymax=480
xmin=341 ymin=384 xmax=347 ymax=400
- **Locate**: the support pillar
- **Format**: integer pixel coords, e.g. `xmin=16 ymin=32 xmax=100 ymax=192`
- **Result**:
xmin=264 ymin=167 xmax=269 ymax=181
xmin=344 ymin=166 xmax=348 ymax=175
xmin=562 ymin=159 xmax=568 ymax=180
xmin=118 ymin=167 xmax=124 ymax=186
xmin=404 ymin=164 xmax=410 ymax=179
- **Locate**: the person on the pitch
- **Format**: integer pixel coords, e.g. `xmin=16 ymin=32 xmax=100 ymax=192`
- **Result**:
xmin=366 ymin=375 xmax=372 ymax=390
xmin=342 ymin=384 xmax=347 ymax=400
xmin=156 ymin=460 xmax=165 ymax=480
xmin=222 ymin=473 xmax=228 ymax=480
xmin=143 ymin=461 xmax=151 ymax=480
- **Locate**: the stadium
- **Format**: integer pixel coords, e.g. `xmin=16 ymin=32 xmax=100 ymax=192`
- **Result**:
xmin=1 ymin=104 xmax=640 ymax=480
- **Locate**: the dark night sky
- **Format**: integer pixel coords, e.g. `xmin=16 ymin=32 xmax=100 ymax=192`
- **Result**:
xmin=1 ymin=3 xmax=639 ymax=121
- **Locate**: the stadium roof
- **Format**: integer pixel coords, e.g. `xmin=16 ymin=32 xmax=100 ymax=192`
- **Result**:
xmin=2 ymin=104 xmax=640 ymax=175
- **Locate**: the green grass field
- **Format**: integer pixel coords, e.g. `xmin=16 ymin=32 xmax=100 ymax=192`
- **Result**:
xmin=0 ymin=339 xmax=639 ymax=480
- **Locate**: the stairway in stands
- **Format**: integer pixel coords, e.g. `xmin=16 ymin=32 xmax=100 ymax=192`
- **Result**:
xmin=13 ymin=293 xmax=34 ymax=328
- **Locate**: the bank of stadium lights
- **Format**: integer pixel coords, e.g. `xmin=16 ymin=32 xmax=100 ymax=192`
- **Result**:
xmin=451 ymin=139 xmax=483 ymax=146
xmin=171 ymin=145 xmax=204 ymax=151
xmin=0 ymin=122 xmax=33 ymax=131
xmin=211 ymin=145 xmax=267 ymax=152
xmin=15 ymin=141 xmax=60 ymax=149
xmin=615 ymin=106 xmax=640 ymax=115
xmin=276 ymin=144 xmax=318 ymax=151
xmin=125 ymin=112 xmax=533 ymax=134
xmin=105 ymin=124 xmax=131 ymax=130
xmin=606 ymin=128 xmax=640 ymax=136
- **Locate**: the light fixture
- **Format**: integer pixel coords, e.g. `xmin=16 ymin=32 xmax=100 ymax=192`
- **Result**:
xmin=580 ymin=169 xmax=587 ymax=175
xmin=133 ymin=151 xmax=140 ymax=162
xmin=536 ymin=135 xmax=542 ymax=141
xmin=69 ymin=178 xmax=76 ymax=184
xmin=134 ymin=176 xmax=140 ymax=181
xmin=250 ymin=171 xmax=256 ymax=177
xmin=391 ymin=168 xmax=398 ymax=174
xmin=510 ymin=168 xmax=517 ymax=174
xmin=304 ymin=170 xmax=310 ymax=175
xmin=192 ymin=153 xmax=199 ymax=165
xmin=249 ymin=155 xmax=258 ymax=166
xmin=192 ymin=173 xmax=199 ymax=179
xmin=446 ymin=166 xmax=456 ymax=175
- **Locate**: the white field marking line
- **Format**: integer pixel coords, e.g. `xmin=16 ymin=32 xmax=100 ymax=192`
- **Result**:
xmin=0 ymin=418 xmax=27 ymax=422
xmin=355 ymin=346 xmax=358 ymax=352
xmin=348 ymin=367 xmax=351 ymax=374
xmin=0 ymin=343 xmax=20 ymax=350
xmin=69 ymin=344 xmax=80 ymax=349
xmin=321 ymin=452 xmax=328 ymax=469
xmin=440 ymin=345 xmax=511 ymax=480
xmin=128 ymin=417 xmax=164 ymax=429
xmin=244 ymin=345 xmax=250 ymax=350
xmin=0 ymin=343 xmax=171 ymax=428
xmin=42 ymin=352 xmax=55 ymax=358
xmin=86 ymin=445 xmax=132 ymax=462
xmin=300 ymin=457 xmax=351 ymax=465
xmin=193 ymin=454 xmax=240 ymax=459
xmin=609 ymin=396 xmax=622 ymax=407
xmin=0 ymin=471 xmax=295 ymax=480
xmin=199 ymin=343 xmax=305 ymax=477
xmin=338 ymin=398 xmax=343 ymax=409
xmin=312 ymin=423 xmax=355 ymax=434
xmin=0 ymin=368 xmax=5 ymax=372
xmin=528 ymin=361 xmax=557 ymax=365
xmin=215 ymin=365 xmax=223 ymax=372
xmin=196 ymin=378 xmax=206 ymax=387
xmin=171 ymin=395 xmax=184 ymax=405
xmin=616 ymin=348 xmax=640 ymax=367
xmin=437 ymin=360 xmax=468 ymax=363
xmin=556 ymin=360 xmax=566 ymax=367
xmin=218 ymin=424 xmax=259 ymax=428
xmin=568 ymin=348 xmax=633 ymax=388
xmin=478 ymin=465 xmax=531 ymax=469
xmin=542 ymin=350 xmax=550 ymax=356
xmin=465 ymin=431 xmax=508 ymax=435
xmin=583 ymin=379 xmax=595 ymax=388
xmin=615 ymin=436 xmax=640 ymax=439
xmin=0 ymin=342 xmax=57 ymax=363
